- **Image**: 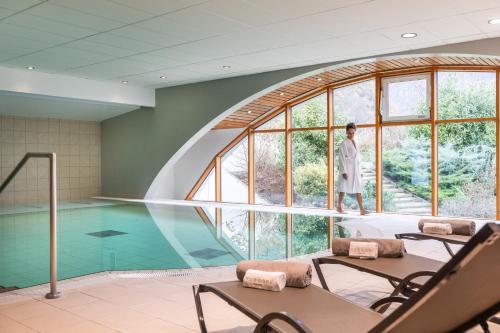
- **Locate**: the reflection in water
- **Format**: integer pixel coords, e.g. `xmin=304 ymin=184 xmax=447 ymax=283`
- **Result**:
xmin=0 ymin=202 xmax=355 ymax=289
xmin=292 ymin=214 xmax=329 ymax=256
xmin=215 ymin=208 xmax=351 ymax=261
xmin=255 ymin=212 xmax=286 ymax=260
xmin=221 ymin=209 xmax=249 ymax=259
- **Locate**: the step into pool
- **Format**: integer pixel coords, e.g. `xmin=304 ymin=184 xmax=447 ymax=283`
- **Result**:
xmin=0 ymin=202 xmax=348 ymax=289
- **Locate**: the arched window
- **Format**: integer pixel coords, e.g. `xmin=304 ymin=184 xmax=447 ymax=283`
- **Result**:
xmin=189 ymin=66 xmax=498 ymax=219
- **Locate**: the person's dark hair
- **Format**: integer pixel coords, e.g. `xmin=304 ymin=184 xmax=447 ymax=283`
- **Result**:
xmin=346 ymin=122 xmax=357 ymax=131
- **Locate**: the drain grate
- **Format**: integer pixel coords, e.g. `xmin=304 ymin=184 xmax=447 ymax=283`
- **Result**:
xmin=189 ymin=248 xmax=229 ymax=260
xmin=114 ymin=271 xmax=197 ymax=279
xmin=86 ymin=230 xmax=127 ymax=238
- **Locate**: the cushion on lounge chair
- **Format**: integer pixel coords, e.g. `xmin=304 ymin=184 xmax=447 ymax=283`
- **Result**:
xmin=236 ymin=260 xmax=312 ymax=288
xmin=242 ymin=269 xmax=286 ymax=292
xmin=349 ymin=241 xmax=378 ymax=259
xmin=332 ymin=238 xmax=405 ymax=258
xmin=418 ymin=218 xmax=475 ymax=236
xmin=422 ymin=222 xmax=452 ymax=235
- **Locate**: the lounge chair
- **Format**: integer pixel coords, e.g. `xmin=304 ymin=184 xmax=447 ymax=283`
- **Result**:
xmin=193 ymin=223 xmax=499 ymax=333
xmin=313 ymin=246 xmax=443 ymax=299
xmin=395 ymin=232 xmax=470 ymax=256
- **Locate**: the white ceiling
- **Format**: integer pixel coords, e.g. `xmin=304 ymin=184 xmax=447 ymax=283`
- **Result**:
xmin=0 ymin=91 xmax=138 ymax=121
xmin=1 ymin=0 xmax=500 ymax=88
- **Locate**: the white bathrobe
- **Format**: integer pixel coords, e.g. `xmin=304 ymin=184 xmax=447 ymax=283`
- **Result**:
xmin=338 ymin=139 xmax=363 ymax=194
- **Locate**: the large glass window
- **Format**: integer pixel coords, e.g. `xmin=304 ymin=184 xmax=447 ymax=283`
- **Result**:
xmin=381 ymin=73 xmax=431 ymax=122
xmin=256 ymin=112 xmax=285 ymax=130
xmin=292 ymin=93 xmax=327 ymax=128
xmin=255 ymin=212 xmax=286 ymax=260
xmin=254 ymin=132 xmax=285 ymax=205
xmin=438 ymin=122 xmax=496 ymax=218
xmin=382 ymin=125 xmax=431 ymax=214
xmin=292 ymin=215 xmax=328 ymax=256
xmin=221 ymin=138 xmax=248 ymax=203
xmin=334 ymin=80 xmax=376 ymax=125
xmin=192 ymin=67 xmax=499 ymax=220
xmin=193 ymin=168 xmax=215 ymax=202
xmin=438 ymin=71 xmax=496 ymax=120
xmin=333 ymin=127 xmax=376 ymax=211
xmin=292 ymin=130 xmax=328 ymax=207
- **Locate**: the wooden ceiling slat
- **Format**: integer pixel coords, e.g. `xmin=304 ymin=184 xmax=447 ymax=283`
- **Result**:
xmin=213 ymin=56 xmax=500 ymax=129
xmin=482 ymin=58 xmax=496 ymax=66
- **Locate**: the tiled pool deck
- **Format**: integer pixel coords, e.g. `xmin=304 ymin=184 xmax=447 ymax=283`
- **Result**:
xmin=0 ymin=211 xmax=498 ymax=333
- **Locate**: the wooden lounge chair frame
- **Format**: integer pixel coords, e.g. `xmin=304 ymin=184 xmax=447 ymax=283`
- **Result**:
xmin=193 ymin=223 xmax=499 ymax=333
xmin=395 ymin=232 xmax=470 ymax=256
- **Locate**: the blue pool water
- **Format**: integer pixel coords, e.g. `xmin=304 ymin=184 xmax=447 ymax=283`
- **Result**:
xmin=0 ymin=202 xmax=346 ymax=288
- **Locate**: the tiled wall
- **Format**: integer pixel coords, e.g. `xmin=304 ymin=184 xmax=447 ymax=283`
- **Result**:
xmin=0 ymin=116 xmax=101 ymax=206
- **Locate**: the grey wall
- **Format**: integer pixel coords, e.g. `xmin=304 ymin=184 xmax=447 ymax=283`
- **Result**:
xmin=101 ymin=36 xmax=500 ymax=198
xmin=147 ymin=128 xmax=241 ymax=199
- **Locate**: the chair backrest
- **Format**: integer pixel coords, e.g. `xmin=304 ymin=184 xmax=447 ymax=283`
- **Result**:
xmin=370 ymin=223 xmax=500 ymax=333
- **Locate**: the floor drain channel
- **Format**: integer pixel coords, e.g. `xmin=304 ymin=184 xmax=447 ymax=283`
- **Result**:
xmin=114 ymin=271 xmax=197 ymax=279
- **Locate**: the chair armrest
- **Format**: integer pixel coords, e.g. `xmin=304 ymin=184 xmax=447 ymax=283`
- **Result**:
xmin=253 ymin=311 xmax=313 ymax=333
xmin=370 ymin=296 xmax=407 ymax=313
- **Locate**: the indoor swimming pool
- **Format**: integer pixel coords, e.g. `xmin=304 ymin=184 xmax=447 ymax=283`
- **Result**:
xmin=0 ymin=201 xmax=349 ymax=289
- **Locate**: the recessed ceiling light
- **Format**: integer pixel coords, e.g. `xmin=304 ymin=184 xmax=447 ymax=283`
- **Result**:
xmin=488 ymin=18 xmax=500 ymax=25
xmin=279 ymin=92 xmax=285 ymax=96
xmin=247 ymin=110 xmax=252 ymax=114
xmin=26 ymin=66 xmax=35 ymax=70
xmin=358 ymin=65 xmax=366 ymax=70
xmin=471 ymin=58 xmax=479 ymax=63
xmin=160 ymin=76 xmax=167 ymax=79
xmin=121 ymin=80 xmax=128 ymax=84
xmin=316 ymin=77 xmax=322 ymax=81
xmin=401 ymin=32 xmax=417 ymax=39
xmin=222 ymin=65 xmax=231 ymax=69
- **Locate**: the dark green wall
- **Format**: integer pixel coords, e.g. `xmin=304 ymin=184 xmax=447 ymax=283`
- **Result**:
xmin=101 ymin=65 xmax=323 ymax=197
xmin=101 ymin=37 xmax=500 ymax=198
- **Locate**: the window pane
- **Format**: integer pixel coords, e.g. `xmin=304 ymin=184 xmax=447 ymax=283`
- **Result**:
xmin=193 ymin=168 xmax=215 ymax=201
xmin=292 ymin=130 xmax=327 ymax=207
xmin=292 ymin=93 xmax=327 ymax=128
xmin=221 ymin=208 xmax=249 ymax=259
xmin=438 ymin=71 xmax=496 ymax=120
xmin=254 ymin=132 xmax=285 ymax=205
xmin=438 ymin=122 xmax=496 ymax=218
xmin=334 ymin=127 xmax=376 ymax=211
xmin=221 ymin=138 xmax=248 ymax=203
xmin=382 ymin=74 xmax=430 ymax=121
xmin=255 ymin=212 xmax=286 ymax=260
xmin=382 ymin=125 xmax=431 ymax=214
xmin=256 ymin=112 xmax=285 ymax=130
xmin=333 ymin=80 xmax=375 ymax=125
xmin=292 ymin=215 xmax=328 ymax=256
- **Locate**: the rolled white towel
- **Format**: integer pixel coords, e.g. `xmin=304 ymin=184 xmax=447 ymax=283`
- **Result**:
xmin=349 ymin=241 xmax=378 ymax=259
xmin=423 ymin=222 xmax=452 ymax=235
xmin=242 ymin=269 xmax=286 ymax=292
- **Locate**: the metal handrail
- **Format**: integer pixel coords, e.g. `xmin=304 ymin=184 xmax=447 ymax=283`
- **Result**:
xmin=0 ymin=152 xmax=61 ymax=299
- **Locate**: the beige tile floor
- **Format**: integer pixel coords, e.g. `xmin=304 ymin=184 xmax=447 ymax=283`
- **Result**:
xmin=1 ymin=226 xmax=498 ymax=332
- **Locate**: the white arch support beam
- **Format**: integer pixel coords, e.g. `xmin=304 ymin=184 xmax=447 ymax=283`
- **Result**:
xmin=0 ymin=66 xmax=155 ymax=108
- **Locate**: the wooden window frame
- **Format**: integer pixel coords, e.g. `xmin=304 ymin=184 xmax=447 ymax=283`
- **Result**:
xmin=187 ymin=65 xmax=500 ymax=220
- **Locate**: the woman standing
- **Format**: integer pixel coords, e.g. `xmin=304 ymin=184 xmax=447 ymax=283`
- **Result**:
xmin=337 ymin=122 xmax=369 ymax=215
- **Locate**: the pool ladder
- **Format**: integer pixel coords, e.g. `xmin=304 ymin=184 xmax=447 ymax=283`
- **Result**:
xmin=0 ymin=153 xmax=61 ymax=299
